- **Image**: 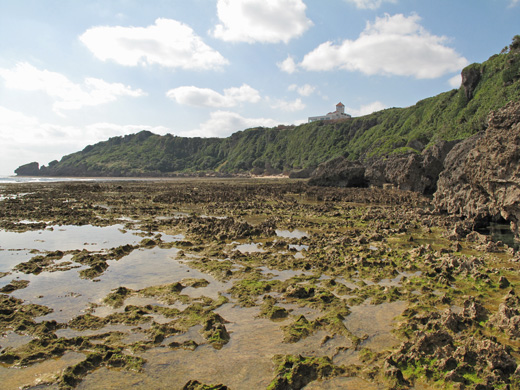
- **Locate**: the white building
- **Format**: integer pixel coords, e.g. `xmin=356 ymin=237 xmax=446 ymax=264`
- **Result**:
xmin=308 ymin=102 xmax=352 ymax=123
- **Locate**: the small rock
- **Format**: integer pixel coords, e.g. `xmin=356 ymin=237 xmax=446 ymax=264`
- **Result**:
xmin=499 ymin=276 xmax=510 ymax=289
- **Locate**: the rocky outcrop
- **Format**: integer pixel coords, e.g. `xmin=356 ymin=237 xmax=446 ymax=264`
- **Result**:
xmin=309 ymin=140 xmax=458 ymax=194
xmin=14 ymin=161 xmax=40 ymax=176
xmin=368 ymin=140 xmax=459 ymax=194
xmin=461 ymin=63 xmax=482 ymax=101
xmin=434 ymin=101 xmax=520 ymax=236
xmin=388 ymin=297 xmax=517 ymax=389
xmin=308 ymin=157 xmax=367 ymax=187
xmin=490 ymin=291 xmax=520 ymax=339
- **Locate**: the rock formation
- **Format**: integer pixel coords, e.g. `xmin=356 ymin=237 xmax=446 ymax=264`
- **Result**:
xmin=309 ymin=140 xmax=458 ymax=194
xmin=14 ymin=161 xmax=40 ymax=176
xmin=434 ymin=101 xmax=520 ymax=235
xmin=308 ymin=157 xmax=367 ymax=187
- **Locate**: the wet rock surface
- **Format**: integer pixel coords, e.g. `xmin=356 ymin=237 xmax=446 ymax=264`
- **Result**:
xmin=0 ymin=179 xmax=519 ymax=389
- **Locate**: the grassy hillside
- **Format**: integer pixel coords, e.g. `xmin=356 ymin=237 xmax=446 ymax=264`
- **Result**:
xmin=24 ymin=37 xmax=520 ymax=177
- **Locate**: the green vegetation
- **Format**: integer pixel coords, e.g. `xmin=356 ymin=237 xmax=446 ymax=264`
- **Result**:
xmin=267 ymin=354 xmax=347 ymax=390
xmin=22 ymin=38 xmax=520 ymax=177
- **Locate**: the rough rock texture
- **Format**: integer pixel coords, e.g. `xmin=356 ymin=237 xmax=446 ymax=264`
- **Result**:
xmin=308 ymin=157 xmax=367 ymax=187
xmin=366 ymin=140 xmax=459 ymax=194
xmin=309 ymin=140 xmax=458 ymax=194
xmin=490 ymin=291 xmax=520 ymax=339
xmin=434 ymin=101 xmax=520 ymax=236
xmin=388 ymin=297 xmax=517 ymax=389
xmin=461 ymin=63 xmax=482 ymax=101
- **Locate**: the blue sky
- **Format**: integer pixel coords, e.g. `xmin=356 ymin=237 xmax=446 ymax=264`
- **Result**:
xmin=0 ymin=0 xmax=519 ymax=175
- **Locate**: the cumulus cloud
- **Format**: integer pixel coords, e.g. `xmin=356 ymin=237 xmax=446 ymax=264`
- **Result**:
xmin=449 ymin=73 xmax=462 ymax=88
xmin=300 ymin=13 xmax=468 ymax=79
xmin=212 ymin=0 xmax=313 ymax=43
xmin=278 ymin=56 xmax=298 ymax=74
xmin=269 ymin=98 xmax=305 ymax=112
xmin=347 ymin=101 xmax=387 ymax=116
xmin=0 ymin=62 xmax=146 ymax=115
xmin=80 ymin=18 xmax=229 ymax=70
xmin=344 ymin=0 xmax=397 ymax=10
xmin=288 ymin=84 xmax=315 ymax=96
xmin=166 ymin=84 xmax=260 ymax=107
xmin=0 ymin=106 xmax=168 ymax=175
xmin=180 ymin=111 xmax=278 ymax=138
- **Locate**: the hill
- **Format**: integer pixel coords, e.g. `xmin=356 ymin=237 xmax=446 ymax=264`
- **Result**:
xmin=16 ymin=36 xmax=520 ymax=178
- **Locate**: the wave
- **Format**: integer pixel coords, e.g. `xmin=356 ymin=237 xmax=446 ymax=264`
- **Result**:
xmin=0 ymin=176 xmax=95 ymax=184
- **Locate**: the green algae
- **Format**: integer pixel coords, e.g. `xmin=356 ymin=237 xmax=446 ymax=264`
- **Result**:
xmin=267 ymin=354 xmax=347 ymax=390
xmin=0 ymin=294 xmax=55 ymax=336
xmin=0 ymin=279 xmax=30 ymax=293
xmin=58 ymin=346 xmax=145 ymax=390
xmin=182 ymin=380 xmax=229 ymax=390
xmin=14 ymin=250 xmax=67 ymax=274
xmin=229 ymin=277 xmax=282 ymax=307
xmin=103 ymin=286 xmax=133 ymax=308
xmin=258 ymin=296 xmax=289 ymax=320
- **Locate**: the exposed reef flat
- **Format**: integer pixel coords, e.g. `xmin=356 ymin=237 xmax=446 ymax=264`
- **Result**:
xmin=1 ymin=179 xmax=520 ymax=389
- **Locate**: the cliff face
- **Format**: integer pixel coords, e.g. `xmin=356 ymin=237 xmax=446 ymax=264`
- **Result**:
xmin=434 ymin=101 xmax=520 ymax=235
xmin=308 ymin=139 xmax=459 ymax=194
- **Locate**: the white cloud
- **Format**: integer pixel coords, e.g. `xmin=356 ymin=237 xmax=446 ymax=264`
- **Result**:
xmin=166 ymin=84 xmax=260 ymax=107
xmin=300 ymin=13 xmax=468 ymax=79
xmin=212 ymin=0 xmax=313 ymax=43
xmin=80 ymin=18 xmax=229 ymax=70
xmin=0 ymin=62 xmax=146 ymax=115
xmin=347 ymin=101 xmax=387 ymax=116
xmin=344 ymin=0 xmax=397 ymax=10
xmin=180 ymin=111 xmax=278 ymax=138
xmin=288 ymin=83 xmax=315 ymax=96
xmin=269 ymin=98 xmax=305 ymax=112
xmin=278 ymin=56 xmax=298 ymax=74
xmin=448 ymin=73 xmax=462 ymax=88
xmin=509 ymin=0 xmax=520 ymax=7
xmin=0 ymin=106 xmax=168 ymax=175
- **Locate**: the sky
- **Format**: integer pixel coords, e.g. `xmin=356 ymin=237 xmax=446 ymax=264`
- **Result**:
xmin=0 ymin=0 xmax=519 ymax=175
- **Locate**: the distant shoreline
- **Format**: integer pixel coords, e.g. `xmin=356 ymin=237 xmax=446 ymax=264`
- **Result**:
xmin=0 ymin=174 xmax=291 ymax=184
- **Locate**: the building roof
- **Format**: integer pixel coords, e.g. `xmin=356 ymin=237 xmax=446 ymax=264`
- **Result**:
xmin=336 ymin=102 xmax=344 ymax=107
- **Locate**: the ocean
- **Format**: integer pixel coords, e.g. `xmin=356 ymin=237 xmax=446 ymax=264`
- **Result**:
xmin=0 ymin=176 xmax=92 ymax=184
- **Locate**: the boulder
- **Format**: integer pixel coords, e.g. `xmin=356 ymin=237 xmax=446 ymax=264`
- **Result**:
xmin=308 ymin=157 xmax=367 ymax=187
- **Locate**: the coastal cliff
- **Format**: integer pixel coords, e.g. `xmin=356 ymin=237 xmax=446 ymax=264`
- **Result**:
xmin=16 ymin=37 xmax=520 ymax=179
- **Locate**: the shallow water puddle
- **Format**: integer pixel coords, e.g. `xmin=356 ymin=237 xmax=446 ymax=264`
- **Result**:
xmin=0 ymin=332 xmax=35 ymax=352
xmin=0 ymin=224 xmax=144 ymax=252
xmin=76 ymin=304 xmax=354 ymax=390
xmin=0 ymin=351 xmax=85 ymax=390
xmin=304 ymin=376 xmax=382 ymax=389
xmin=234 ymin=242 xmax=265 ymax=253
xmin=343 ymin=300 xmax=406 ymax=351
xmin=276 ymin=229 xmax=308 ymax=239
xmin=5 ymin=246 xmax=224 ymax=323
xmin=259 ymin=266 xmax=314 ymax=281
